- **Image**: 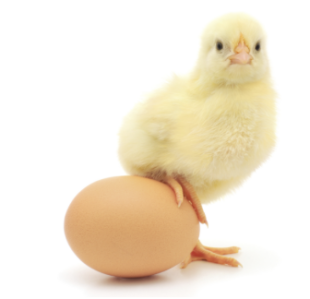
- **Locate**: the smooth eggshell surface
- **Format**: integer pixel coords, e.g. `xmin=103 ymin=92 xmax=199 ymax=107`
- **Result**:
xmin=64 ymin=176 xmax=199 ymax=278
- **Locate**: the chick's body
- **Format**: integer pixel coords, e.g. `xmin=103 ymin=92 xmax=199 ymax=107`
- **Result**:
xmin=119 ymin=13 xmax=276 ymax=205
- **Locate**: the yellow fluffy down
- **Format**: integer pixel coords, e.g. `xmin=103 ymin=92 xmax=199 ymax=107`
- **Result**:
xmin=118 ymin=13 xmax=276 ymax=204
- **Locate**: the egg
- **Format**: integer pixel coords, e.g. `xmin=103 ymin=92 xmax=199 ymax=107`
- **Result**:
xmin=64 ymin=176 xmax=200 ymax=278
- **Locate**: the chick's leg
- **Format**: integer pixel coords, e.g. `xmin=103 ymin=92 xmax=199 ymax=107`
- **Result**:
xmin=165 ymin=176 xmax=208 ymax=225
xmin=180 ymin=240 xmax=241 ymax=268
xmin=177 ymin=176 xmax=208 ymax=226
xmin=165 ymin=177 xmax=240 ymax=268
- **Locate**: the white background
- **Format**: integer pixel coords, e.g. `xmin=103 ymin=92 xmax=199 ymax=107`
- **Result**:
xmin=1 ymin=0 xmax=309 ymax=298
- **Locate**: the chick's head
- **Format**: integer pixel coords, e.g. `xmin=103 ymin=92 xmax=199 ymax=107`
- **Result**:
xmin=194 ymin=13 xmax=269 ymax=86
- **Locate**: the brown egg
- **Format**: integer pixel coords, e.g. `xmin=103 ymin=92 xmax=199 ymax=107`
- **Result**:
xmin=64 ymin=176 xmax=199 ymax=278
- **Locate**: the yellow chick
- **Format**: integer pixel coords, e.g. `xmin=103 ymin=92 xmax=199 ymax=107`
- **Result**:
xmin=118 ymin=13 xmax=276 ymax=268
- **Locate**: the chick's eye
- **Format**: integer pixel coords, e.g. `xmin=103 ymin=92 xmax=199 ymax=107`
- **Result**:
xmin=216 ymin=41 xmax=223 ymax=51
xmin=255 ymin=42 xmax=261 ymax=51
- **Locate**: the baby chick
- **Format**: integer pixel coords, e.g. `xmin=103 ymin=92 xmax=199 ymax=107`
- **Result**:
xmin=118 ymin=13 xmax=276 ymax=268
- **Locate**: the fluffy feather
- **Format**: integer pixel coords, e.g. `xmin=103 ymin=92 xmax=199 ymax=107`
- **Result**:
xmin=118 ymin=13 xmax=276 ymax=204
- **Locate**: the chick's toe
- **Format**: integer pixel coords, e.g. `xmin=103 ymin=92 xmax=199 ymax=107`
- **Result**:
xmin=180 ymin=240 xmax=242 ymax=268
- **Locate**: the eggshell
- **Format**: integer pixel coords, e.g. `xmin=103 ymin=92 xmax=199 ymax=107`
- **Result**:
xmin=64 ymin=176 xmax=199 ymax=278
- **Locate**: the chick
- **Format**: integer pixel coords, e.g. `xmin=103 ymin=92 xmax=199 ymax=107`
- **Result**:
xmin=118 ymin=13 xmax=276 ymax=268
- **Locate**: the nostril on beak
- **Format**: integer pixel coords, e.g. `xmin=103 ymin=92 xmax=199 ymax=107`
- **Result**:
xmin=235 ymin=43 xmax=250 ymax=54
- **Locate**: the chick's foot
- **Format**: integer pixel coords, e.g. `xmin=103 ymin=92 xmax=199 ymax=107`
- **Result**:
xmin=165 ymin=176 xmax=208 ymax=226
xmin=180 ymin=240 xmax=241 ymax=268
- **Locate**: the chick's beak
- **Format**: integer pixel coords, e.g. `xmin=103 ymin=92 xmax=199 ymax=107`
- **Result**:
xmin=229 ymin=35 xmax=252 ymax=65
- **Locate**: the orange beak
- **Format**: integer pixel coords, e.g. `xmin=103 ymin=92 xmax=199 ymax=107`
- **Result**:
xmin=229 ymin=34 xmax=252 ymax=65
